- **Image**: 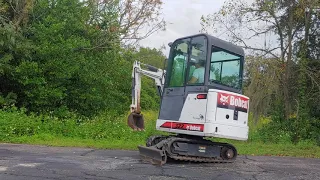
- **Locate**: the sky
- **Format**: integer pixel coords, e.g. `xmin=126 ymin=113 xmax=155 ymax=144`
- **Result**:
xmin=137 ymin=0 xmax=280 ymax=58
xmin=138 ymin=0 xmax=227 ymax=57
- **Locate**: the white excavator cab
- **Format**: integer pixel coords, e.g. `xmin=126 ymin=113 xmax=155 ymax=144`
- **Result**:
xmin=128 ymin=33 xmax=250 ymax=165
xmin=157 ymin=34 xmax=249 ymax=140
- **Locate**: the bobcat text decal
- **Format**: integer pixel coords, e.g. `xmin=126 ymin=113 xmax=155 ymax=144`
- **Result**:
xmin=160 ymin=122 xmax=204 ymax=132
xmin=217 ymin=92 xmax=249 ymax=113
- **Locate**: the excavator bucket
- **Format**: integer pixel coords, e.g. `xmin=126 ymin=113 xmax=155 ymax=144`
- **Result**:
xmin=138 ymin=145 xmax=167 ymax=165
xmin=127 ymin=112 xmax=145 ymax=130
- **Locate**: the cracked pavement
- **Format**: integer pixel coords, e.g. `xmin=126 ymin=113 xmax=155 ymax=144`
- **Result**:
xmin=0 ymin=143 xmax=319 ymax=180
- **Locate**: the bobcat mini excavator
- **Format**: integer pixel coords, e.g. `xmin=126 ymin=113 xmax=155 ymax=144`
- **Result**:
xmin=128 ymin=33 xmax=250 ymax=165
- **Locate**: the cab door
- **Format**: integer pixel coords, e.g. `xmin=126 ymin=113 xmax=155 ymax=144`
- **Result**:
xmin=179 ymin=35 xmax=209 ymax=124
xmin=158 ymin=38 xmax=191 ymax=121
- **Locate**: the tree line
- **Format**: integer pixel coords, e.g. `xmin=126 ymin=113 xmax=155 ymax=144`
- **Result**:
xmin=0 ymin=0 xmax=166 ymax=118
xmin=201 ymin=0 xmax=320 ymax=143
xmin=1 ymin=0 xmax=319 ymax=144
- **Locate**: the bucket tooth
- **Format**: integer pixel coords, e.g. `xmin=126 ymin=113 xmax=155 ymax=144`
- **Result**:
xmin=138 ymin=145 xmax=167 ymax=165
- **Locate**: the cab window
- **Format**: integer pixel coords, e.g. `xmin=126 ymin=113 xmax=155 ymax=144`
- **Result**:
xmin=167 ymin=38 xmax=190 ymax=87
xmin=186 ymin=36 xmax=208 ymax=85
xmin=166 ymin=35 xmax=208 ymax=87
xmin=209 ymin=47 xmax=242 ymax=89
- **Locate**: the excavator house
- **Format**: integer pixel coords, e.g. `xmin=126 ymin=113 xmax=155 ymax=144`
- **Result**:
xmin=128 ymin=33 xmax=250 ymax=165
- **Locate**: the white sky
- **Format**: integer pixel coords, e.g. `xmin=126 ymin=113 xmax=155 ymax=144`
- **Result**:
xmin=137 ymin=0 xmax=278 ymax=58
xmin=138 ymin=0 xmax=226 ymax=57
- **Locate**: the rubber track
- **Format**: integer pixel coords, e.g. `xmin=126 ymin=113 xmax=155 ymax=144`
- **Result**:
xmin=170 ymin=155 xmax=235 ymax=163
xmin=164 ymin=137 xmax=237 ymax=163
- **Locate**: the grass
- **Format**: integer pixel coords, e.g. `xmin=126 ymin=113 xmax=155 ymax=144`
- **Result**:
xmin=213 ymin=139 xmax=320 ymax=158
xmin=1 ymin=134 xmax=143 ymax=150
xmin=0 ymin=109 xmax=319 ymax=159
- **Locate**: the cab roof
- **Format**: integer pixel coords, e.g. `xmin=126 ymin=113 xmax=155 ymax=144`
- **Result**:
xmin=174 ymin=33 xmax=245 ymax=57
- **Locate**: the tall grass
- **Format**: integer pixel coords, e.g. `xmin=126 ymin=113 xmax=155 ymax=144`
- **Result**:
xmin=0 ymin=108 xmax=165 ymax=148
xmin=0 ymin=108 xmax=319 ymax=158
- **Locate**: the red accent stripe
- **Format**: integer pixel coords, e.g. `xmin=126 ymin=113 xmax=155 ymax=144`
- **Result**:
xmin=160 ymin=122 xmax=171 ymax=128
xmin=160 ymin=122 xmax=204 ymax=132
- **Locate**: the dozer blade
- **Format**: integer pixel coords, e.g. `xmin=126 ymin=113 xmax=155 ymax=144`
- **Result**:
xmin=138 ymin=145 xmax=167 ymax=166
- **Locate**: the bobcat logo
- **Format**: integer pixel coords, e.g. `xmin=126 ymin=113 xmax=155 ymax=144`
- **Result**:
xmin=220 ymin=94 xmax=229 ymax=105
xmin=186 ymin=125 xmax=201 ymax=131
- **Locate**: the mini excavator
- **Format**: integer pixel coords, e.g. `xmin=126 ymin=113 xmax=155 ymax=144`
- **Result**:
xmin=128 ymin=33 xmax=250 ymax=165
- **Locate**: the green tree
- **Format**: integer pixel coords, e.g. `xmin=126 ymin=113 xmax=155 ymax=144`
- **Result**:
xmin=200 ymin=0 xmax=320 ymax=143
xmin=132 ymin=46 xmax=167 ymax=68
xmin=0 ymin=0 xmax=166 ymax=118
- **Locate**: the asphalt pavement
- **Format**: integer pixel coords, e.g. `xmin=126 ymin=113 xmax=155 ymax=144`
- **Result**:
xmin=0 ymin=143 xmax=319 ymax=180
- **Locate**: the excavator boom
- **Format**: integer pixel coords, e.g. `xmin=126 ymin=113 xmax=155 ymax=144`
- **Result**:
xmin=127 ymin=61 xmax=165 ymax=131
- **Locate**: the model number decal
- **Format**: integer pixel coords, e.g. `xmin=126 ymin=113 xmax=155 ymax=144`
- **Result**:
xmin=160 ymin=122 xmax=204 ymax=132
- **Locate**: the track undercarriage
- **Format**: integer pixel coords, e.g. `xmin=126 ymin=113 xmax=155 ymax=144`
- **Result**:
xmin=138 ymin=134 xmax=238 ymax=165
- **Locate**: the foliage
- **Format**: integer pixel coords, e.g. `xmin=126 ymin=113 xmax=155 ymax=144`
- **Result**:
xmin=250 ymin=115 xmax=320 ymax=145
xmin=83 ymin=0 xmax=166 ymax=46
xmin=200 ymin=0 xmax=320 ymax=143
xmin=243 ymin=56 xmax=283 ymax=123
xmin=131 ymin=46 xmax=167 ymax=68
xmin=1 ymin=0 xmax=319 ymax=156
xmin=0 ymin=108 xmax=165 ymax=144
xmin=0 ymin=0 xmax=165 ymax=118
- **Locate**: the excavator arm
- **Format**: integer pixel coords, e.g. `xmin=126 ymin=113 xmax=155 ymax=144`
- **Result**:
xmin=128 ymin=61 xmax=166 ymax=131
